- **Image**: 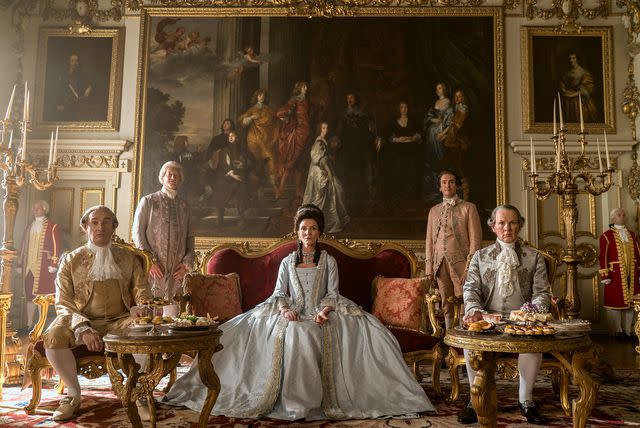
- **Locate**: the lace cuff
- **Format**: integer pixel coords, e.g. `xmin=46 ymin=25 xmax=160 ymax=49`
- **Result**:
xmin=74 ymin=324 xmax=98 ymax=345
xmin=251 ymin=296 xmax=292 ymax=318
xmin=319 ymin=297 xmax=364 ymax=316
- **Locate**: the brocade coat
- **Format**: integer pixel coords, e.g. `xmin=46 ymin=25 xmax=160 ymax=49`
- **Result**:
xmin=19 ymin=218 xmax=62 ymax=297
xmin=598 ymin=227 xmax=640 ymax=309
xmin=463 ymin=241 xmax=551 ymax=317
xmin=132 ymin=191 xmax=195 ymax=298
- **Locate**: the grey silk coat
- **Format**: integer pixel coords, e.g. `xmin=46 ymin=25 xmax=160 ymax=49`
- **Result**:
xmin=463 ymin=240 xmax=551 ymax=317
xmin=132 ymin=191 xmax=195 ymax=298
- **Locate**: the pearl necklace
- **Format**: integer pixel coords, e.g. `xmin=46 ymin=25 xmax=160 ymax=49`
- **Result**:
xmin=302 ymin=251 xmax=315 ymax=264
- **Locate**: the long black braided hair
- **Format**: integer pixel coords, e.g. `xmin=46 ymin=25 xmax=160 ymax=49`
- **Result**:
xmin=294 ymin=204 xmax=324 ymax=265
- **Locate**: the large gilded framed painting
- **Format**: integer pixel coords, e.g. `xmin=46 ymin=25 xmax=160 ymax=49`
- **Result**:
xmin=134 ymin=6 xmax=505 ymax=249
xmin=521 ymin=26 xmax=615 ymax=134
xmin=34 ymin=28 xmax=124 ymax=131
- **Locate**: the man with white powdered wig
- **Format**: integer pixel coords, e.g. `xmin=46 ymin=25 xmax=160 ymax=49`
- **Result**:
xmin=41 ymin=205 xmax=151 ymax=421
xmin=458 ymin=204 xmax=550 ymax=425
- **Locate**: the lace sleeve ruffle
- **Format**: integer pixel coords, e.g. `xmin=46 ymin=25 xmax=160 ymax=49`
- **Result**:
xmin=251 ymin=295 xmax=292 ymax=318
xmin=319 ymin=296 xmax=364 ymax=316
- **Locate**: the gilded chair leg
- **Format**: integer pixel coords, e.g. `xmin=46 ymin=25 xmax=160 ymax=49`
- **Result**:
xmin=163 ymin=368 xmax=177 ymax=394
xmin=411 ymin=362 xmax=423 ymax=383
xmin=559 ymin=367 xmax=570 ymax=416
xmin=55 ymin=378 xmax=65 ymax=395
xmin=431 ymin=345 xmax=443 ymax=397
xmin=446 ymin=349 xmax=461 ymax=403
xmin=24 ymin=367 xmax=43 ymax=415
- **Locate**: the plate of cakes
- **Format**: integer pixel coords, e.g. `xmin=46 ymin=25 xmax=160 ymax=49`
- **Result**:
xmin=130 ymin=315 xmax=173 ymax=330
xmin=168 ymin=314 xmax=219 ymax=331
xmin=502 ymin=324 xmax=556 ymax=336
xmin=457 ymin=319 xmax=498 ymax=334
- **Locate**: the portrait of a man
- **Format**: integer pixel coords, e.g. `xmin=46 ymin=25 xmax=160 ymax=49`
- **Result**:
xmin=35 ymin=28 xmax=123 ymax=130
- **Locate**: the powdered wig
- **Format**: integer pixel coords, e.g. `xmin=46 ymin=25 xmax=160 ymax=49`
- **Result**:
xmin=80 ymin=205 xmax=119 ymax=230
xmin=158 ymin=160 xmax=183 ymax=184
xmin=294 ymin=204 xmax=325 ymax=234
xmin=34 ymin=200 xmax=50 ymax=215
xmin=609 ymin=208 xmax=624 ymax=224
xmin=487 ymin=204 xmax=525 ymax=228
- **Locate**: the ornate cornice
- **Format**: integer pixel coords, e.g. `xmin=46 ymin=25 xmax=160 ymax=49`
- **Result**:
xmin=525 ymin=0 xmax=609 ymax=33
xmin=42 ymin=0 xmax=124 ymax=34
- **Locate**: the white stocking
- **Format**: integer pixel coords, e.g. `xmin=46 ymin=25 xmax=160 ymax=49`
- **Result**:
xmin=45 ymin=348 xmax=81 ymax=398
xmin=463 ymin=348 xmax=476 ymax=388
xmin=26 ymin=302 xmax=37 ymax=327
xmin=518 ymin=353 xmax=542 ymax=403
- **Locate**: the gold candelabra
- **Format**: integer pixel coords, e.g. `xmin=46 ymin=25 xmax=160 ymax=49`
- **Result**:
xmin=0 ymin=83 xmax=59 ymax=398
xmin=528 ymin=95 xmax=613 ymax=319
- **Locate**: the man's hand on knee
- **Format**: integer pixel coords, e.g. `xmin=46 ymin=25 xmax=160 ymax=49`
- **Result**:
xmin=80 ymin=330 xmax=103 ymax=352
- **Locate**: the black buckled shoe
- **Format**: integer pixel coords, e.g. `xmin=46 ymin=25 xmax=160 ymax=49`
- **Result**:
xmin=457 ymin=401 xmax=478 ymax=424
xmin=519 ymin=400 xmax=547 ymax=425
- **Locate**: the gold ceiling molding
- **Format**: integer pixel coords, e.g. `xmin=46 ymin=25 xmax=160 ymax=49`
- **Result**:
xmin=42 ymin=0 xmax=124 ymax=34
xmin=525 ymin=0 xmax=609 ymax=33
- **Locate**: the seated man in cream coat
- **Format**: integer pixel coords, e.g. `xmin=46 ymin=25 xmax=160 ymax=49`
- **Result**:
xmin=42 ymin=205 xmax=151 ymax=421
xmin=459 ymin=204 xmax=550 ymax=425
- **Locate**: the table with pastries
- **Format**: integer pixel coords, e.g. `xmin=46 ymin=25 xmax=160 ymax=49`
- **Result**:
xmin=103 ymin=326 xmax=222 ymax=428
xmin=445 ymin=326 xmax=597 ymax=428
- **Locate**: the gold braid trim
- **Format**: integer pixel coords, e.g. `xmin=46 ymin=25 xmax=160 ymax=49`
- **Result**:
xmin=612 ymin=229 xmax=632 ymax=307
xmin=31 ymin=220 xmax=47 ymax=294
xmin=321 ymin=323 xmax=345 ymax=419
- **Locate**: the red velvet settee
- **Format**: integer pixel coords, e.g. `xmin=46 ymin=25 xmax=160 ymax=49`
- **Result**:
xmin=199 ymin=234 xmax=444 ymax=395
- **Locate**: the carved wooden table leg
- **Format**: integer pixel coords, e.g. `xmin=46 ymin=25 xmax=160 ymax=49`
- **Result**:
xmin=197 ymin=345 xmax=223 ymax=428
xmin=571 ymin=347 xmax=599 ymax=428
xmin=468 ymin=350 xmax=497 ymax=428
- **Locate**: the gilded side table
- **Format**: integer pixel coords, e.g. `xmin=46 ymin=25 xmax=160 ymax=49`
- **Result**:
xmin=444 ymin=329 xmax=596 ymax=428
xmin=103 ymin=327 xmax=223 ymax=428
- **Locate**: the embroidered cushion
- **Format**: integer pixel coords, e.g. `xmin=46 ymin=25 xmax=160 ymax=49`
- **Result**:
xmin=184 ymin=273 xmax=242 ymax=322
xmin=371 ymin=276 xmax=427 ymax=331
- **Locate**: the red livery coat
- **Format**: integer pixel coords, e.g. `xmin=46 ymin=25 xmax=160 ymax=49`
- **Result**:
xmin=19 ymin=219 xmax=62 ymax=298
xmin=598 ymin=227 xmax=640 ymax=309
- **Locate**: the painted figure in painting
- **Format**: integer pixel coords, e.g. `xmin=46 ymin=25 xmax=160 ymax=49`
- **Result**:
xmin=17 ymin=200 xmax=63 ymax=332
xmin=559 ymin=52 xmax=598 ymax=123
xmin=42 ymin=206 xmax=151 ymax=422
xmin=153 ymin=18 xmax=186 ymax=55
xmin=275 ymin=81 xmax=312 ymax=200
xmin=132 ymin=161 xmax=194 ymax=302
xmin=165 ymin=204 xmax=434 ymax=419
xmin=441 ymin=89 xmax=472 ymax=199
xmin=171 ymin=135 xmax=197 ymax=201
xmin=337 ymin=93 xmax=378 ymax=201
xmin=383 ymin=101 xmax=422 ymax=200
xmin=460 ymin=205 xmax=549 ymax=425
xmin=239 ymin=89 xmax=279 ymax=194
xmin=206 ymin=118 xmax=235 ymax=161
xmin=52 ymin=53 xmax=93 ymax=121
xmin=598 ymin=208 xmax=640 ymax=338
xmin=423 ymin=82 xmax=453 ymax=199
xmin=202 ymin=131 xmax=253 ymax=227
xmin=302 ymin=122 xmax=350 ymax=234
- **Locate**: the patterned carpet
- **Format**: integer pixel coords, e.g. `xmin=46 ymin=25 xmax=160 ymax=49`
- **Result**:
xmin=1 ymin=367 xmax=639 ymax=427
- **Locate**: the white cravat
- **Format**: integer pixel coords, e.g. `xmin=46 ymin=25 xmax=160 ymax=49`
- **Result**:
xmin=32 ymin=216 xmax=45 ymax=233
xmin=496 ymin=239 xmax=519 ymax=298
xmin=614 ymin=224 xmax=629 ymax=242
xmin=87 ymin=241 xmax=123 ymax=281
xmin=161 ymin=186 xmax=178 ymax=199
xmin=442 ymin=197 xmax=457 ymax=207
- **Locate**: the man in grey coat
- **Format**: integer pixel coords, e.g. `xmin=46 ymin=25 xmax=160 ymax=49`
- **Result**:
xmin=132 ymin=161 xmax=194 ymax=305
xmin=458 ymin=204 xmax=550 ymax=425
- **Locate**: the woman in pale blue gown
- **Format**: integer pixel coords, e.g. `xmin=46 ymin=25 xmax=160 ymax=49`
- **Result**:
xmin=164 ymin=204 xmax=434 ymax=420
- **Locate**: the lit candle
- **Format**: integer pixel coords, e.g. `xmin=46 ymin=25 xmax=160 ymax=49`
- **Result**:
xmin=553 ymin=98 xmax=557 ymax=136
xmin=557 ymin=92 xmax=564 ymax=130
xmin=22 ymin=81 xmax=27 ymax=123
xmin=530 ymin=136 xmax=536 ymax=174
xmin=7 ymin=129 xmax=13 ymax=149
xmin=596 ymin=137 xmax=603 ymax=173
xmin=25 ymin=88 xmax=30 ymax=121
xmin=604 ymin=129 xmax=610 ymax=169
xmin=21 ymin=135 xmax=26 ymax=161
xmin=578 ymin=92 xmax=584 ymax=133
xmin=556 ymin=141 xmax=561 ymax=172
xmin=4 ymin=84 xmax=16 ymax=120
xmin=48 ymin=130 xmax=54 ymax=166
xmin=53 ymin=125 xmax=59 ymax=165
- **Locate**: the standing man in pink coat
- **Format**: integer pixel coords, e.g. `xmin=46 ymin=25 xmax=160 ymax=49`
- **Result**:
xmin=425 ymin=170 xmax=482 ymax=329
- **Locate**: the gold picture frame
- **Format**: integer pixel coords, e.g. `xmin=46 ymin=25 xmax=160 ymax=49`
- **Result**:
xmin=133 ymin=6 xmax=506 ymax=251
xmin=34 ymin=27 xmax=124 ymax=131
xmin=521 ymin=26 xmax=615 ymax=134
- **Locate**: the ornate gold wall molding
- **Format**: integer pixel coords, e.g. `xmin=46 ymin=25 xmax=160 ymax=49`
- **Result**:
xmin=42 ymin=0 xmax=124 ymax=34
xmin=525 ymin=0 xmax=609 ymax=33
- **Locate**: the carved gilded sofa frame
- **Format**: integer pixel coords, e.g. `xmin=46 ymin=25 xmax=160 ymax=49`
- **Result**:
xmin=22 ymin=236 xmax=155 ymax=415
xmin=445 ymin=241 xmax=572 ymax=415
xmin=199 ymin=233 xmax=445 ymax=395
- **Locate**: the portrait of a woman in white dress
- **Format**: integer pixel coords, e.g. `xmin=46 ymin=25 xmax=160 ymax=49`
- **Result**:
xmin=302 ymin=123 xmax=350 ymax=234
xmin=164 ymin=204 xmax=434 ymax=420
